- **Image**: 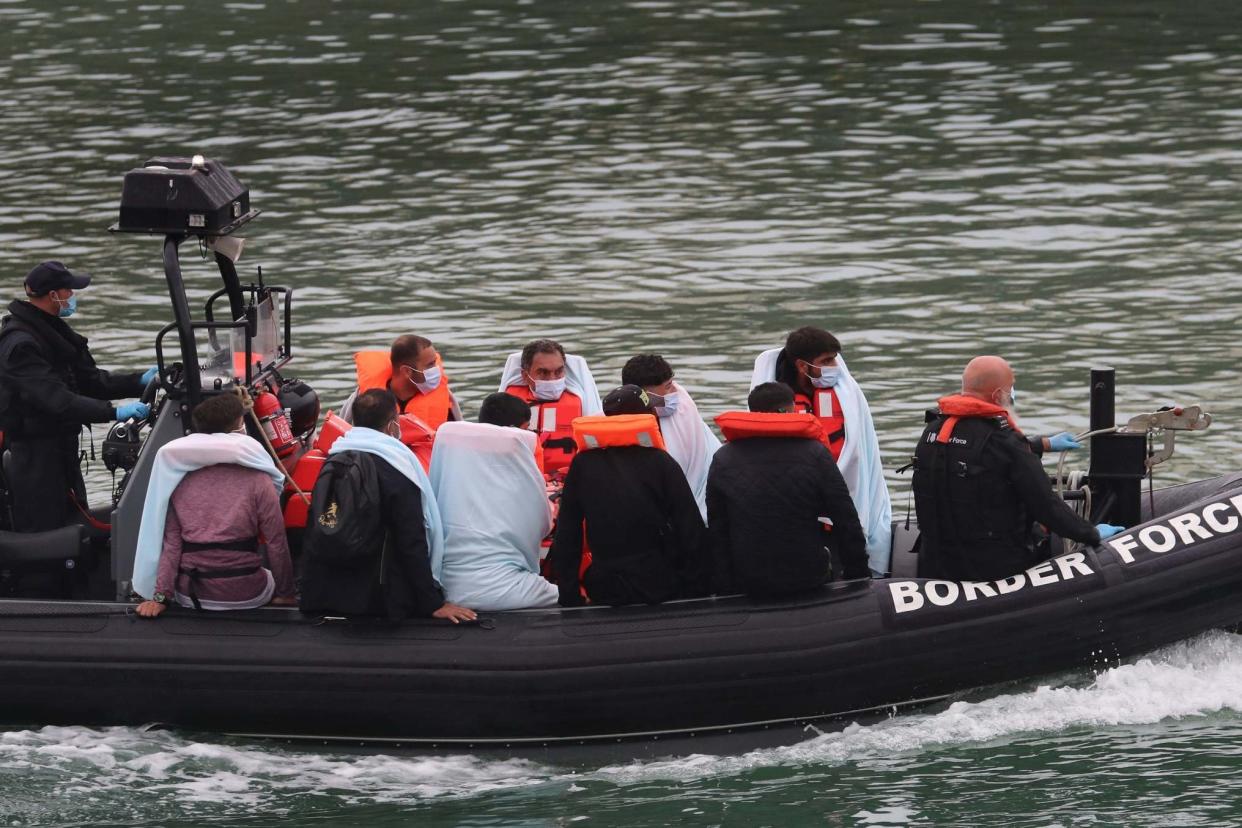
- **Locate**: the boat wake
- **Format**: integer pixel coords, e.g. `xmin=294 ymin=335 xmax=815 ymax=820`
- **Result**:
xmin=2 ymin=630 xmax=1241 ymax=818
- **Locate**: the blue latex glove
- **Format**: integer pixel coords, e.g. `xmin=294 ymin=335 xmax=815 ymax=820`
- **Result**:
xmin=1095 ymin=523 xmax=1126 ymax=540
xmin=141 ymin=366 xmax=159 ymax=385
xmin=1048 ymin=431 xmax=1082 ymax=452
xmin=116 ymin=402 xmax=151 ymax=421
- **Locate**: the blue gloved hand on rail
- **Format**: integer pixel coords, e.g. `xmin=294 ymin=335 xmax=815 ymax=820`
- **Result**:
xmin=116 ymin=401 xmax=150 ymax=421
xmin=1095 ymin=523 xmax=1125 ymax=540
xmin=141 ymin=366 xmax=159 ymax=385
xmin=1047 ymin=431 xmax=1082 ymax=452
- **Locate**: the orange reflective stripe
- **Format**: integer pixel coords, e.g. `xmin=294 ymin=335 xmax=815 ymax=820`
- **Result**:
xmin=571 ymin=414 xmax=666 ymax=452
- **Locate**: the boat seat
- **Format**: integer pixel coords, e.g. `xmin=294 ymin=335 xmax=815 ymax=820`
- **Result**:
xmin=889 ymin=521 xmax=920 ymax=579
xmin=0 ymin=525 xmax=84 ymax=570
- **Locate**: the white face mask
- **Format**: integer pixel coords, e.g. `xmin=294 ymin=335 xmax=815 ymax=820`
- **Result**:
xmin=387 ymin=421 xmax=402 ymax=440
xmin=802 ymin=361 xmax=841 ymax=389
xmin=407 ymin=364 xmax=442 ymax=394
xmin=532 ymin=377 xmax=566 ymax=401
xmin=231 ymin=425 xmax=247 ymax=436
xmin=654 ymin=391 xmax=680 ymax=418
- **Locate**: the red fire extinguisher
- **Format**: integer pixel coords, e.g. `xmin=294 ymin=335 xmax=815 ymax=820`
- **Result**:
xmin=253 ymin=390 xmax=298 ymax=459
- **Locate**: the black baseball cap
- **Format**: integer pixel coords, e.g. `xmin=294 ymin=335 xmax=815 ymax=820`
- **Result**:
xmin=603 ymin=384 xmax=655 ymax=416
xmin=24 ymin=261 xmax=92 ymax=296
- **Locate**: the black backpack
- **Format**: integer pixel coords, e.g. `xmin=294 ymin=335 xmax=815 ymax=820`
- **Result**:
xmin=303 ymin=450 xmax=386 ymax=569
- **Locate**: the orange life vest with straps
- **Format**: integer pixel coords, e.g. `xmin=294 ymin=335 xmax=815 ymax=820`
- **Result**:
xmin=714 ymin=411 xmax=824 ymax=443
xmin=793 ymin=389 xmax=846 ymax=461
xmin=354 ymin=350 xmax=454 ymax=431
xmin=571 ymin=414 xmax=666 ymax=452
xmin=504 ymin=384 xmax=584 ymax=474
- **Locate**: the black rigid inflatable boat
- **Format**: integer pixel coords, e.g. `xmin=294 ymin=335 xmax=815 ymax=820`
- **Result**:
xmin=0 ymin=157 xmax=1234 ymax=748
xmin=2 ymin=472 xmax=1242 ymax=747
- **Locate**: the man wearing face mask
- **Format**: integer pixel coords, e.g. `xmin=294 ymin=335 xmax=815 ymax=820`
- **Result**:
xmin=912 ymin=355 xmax=1123 ymax=582
xmin=751 ymin=327 xmax=892 ymax=576
xmin=339 ymin=334 xmax=461 ymax=430
xmin=0 ymin=261 xmax=155 ymax=532
xmin=498 ymin=339 xmax=603 ymax=476
xmin=621 ymin=354 xmax=720 ymax=521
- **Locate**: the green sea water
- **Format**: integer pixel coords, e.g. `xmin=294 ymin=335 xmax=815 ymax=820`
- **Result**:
xmin=2 ymin=0 xmax=1242 ymax=824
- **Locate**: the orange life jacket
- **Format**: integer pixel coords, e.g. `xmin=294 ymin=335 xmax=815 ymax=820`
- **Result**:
xmin=504 ymin=384 xmax=584 ymax=474
xmin=282 ymin=448 xmax=327 ymax=529
xmin=571 ymin=414 xmax=666 ymax=452
xmin=313 ymin=410 xmax=352 ymax=454
xmin=934 ymin=394 xmax=1023 ymax=442
xmin=354 ymin=350 xmax=454 ymax=431
xmin=793 ymin=388 xmax=846 ymax=461
xmin=714 ymin=411 xmax=825 ymax=443
xmin=398 ymin=413 xmax=435 ymax=473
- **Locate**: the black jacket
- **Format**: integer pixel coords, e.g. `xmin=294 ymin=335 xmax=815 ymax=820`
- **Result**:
xmin=0 ymin=300 xmax=143 ymax=440
xmin=549 ymin=445 xmax=710 ymax=607
xmin=707 ymin=436 xmax=869 ymax=596
xmin=912 ymin=413 xmax=1100 ymax=582
xmin=300 ymin=455 xmax=445 ymax=620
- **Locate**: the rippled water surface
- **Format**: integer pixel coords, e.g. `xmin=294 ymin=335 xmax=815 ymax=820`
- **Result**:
xmin=2 ymin=0 xmax=1242 ymax=823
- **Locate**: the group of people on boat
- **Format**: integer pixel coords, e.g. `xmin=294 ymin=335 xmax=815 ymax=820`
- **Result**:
xmin=0 ymin=259 xmax=1126 ymax=619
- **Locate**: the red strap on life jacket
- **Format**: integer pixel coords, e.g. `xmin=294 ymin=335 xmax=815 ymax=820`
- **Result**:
xmin=936 ymin=416 xmax=961 ymax=444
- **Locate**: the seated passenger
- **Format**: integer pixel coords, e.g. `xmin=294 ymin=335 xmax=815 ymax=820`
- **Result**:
xmin=339 ymin=334 xmax=460 ymax=430
xmin=300 ymin=389 xmax=476 ymax=623
xmin=707 ymin=383 xmax=869 ymax=597
xmin=548 ymin=385 xmax=710 ymax=607
xmin=429 ymin=422 xmax=558 ymax=610
xmin=498 ymin=339 xmax=603 ymax=475
xmin=621 ymin=354 xmax=720 ymax=521
xmin=751 ymin=326 xmax=892 ymax=577
xmin=135 ymin=394 xmax=295 ymax=617
xmin=478 ymin=391 xmax=531 ymax=429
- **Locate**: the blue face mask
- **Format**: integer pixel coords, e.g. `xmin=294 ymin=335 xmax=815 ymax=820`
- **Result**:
xmin=56 ymin=294 xmax=77 ymax=318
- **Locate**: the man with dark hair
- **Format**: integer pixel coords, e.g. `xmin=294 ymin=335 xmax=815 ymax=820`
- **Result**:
xmin=0 ymin=261 xmax=156 ymax=532
xmin=136 ymin=394 xmax=295 ymax=618
xmin=498 ymin=338 xmax=603 ymax=475
xmin=913 ymin=356 xmax=1122 ymax=582
xmin=620 ymin=353 xmax=720 ymax=520
xmin=302 ymin=388 xmax=476 ymax=623
xmin=478 ymin=392 xmax=531 ymax=429
xmin=751 ymin=326 xmax=892 ymax=576
xmin=549 ymin=385 xmax=710 ymax=606
xmin=190 ymin=392 xmax=246 ymax=434
xmin=747 ymin=382 xmax=795 ymax=414
xmin=339 ymin=334 xmax=460 ymax=430
xmin=708 ymin=386 xmax=867 ymax=596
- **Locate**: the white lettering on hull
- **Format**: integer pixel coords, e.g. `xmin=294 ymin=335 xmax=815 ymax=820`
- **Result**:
xmin=1106 ymin=494 xmax=1242 ymax=566
xmin=889 ymin=552 xmax=1095 ymax=615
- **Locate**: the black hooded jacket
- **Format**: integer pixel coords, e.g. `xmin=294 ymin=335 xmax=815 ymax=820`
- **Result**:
xmin=707 ymin=436 xmax=869 ymax=596
xmin=0 ymin=300 xmax=144 ymax=441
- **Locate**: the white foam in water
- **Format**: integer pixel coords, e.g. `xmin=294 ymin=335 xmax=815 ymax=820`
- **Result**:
xmin=2 ymin=631 xmax=1242 ymax=808
xmin=591 ymin=630 xmax=1242 ymax=783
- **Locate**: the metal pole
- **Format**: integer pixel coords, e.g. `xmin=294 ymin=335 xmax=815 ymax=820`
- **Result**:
xmin=161 ymin=234 xmax=201 ymax=408
xmin=1089 ymin=367 xmax=1115 ymax=432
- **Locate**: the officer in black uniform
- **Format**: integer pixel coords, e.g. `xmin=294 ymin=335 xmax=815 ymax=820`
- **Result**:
xmin=912 ymin=355 xmax=1121 ymax=582
xmin=0 ymin=261 xmax=155 ymax=532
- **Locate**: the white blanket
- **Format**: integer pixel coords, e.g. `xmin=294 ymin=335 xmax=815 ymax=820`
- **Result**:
xmin=661 ymin=382 xmax=721 ymax=521
xmin=751 ymin=348 xmax=893 ymax=576
xmin=428 ymin=422 xmax=557 ymax=610
xmin=329 ymin=426 xmax=448 ymax=583
xmin=497 ymin=352 xmax=603 ymax=415
xmin=132 ymin=433 xmax=284 ymax=599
